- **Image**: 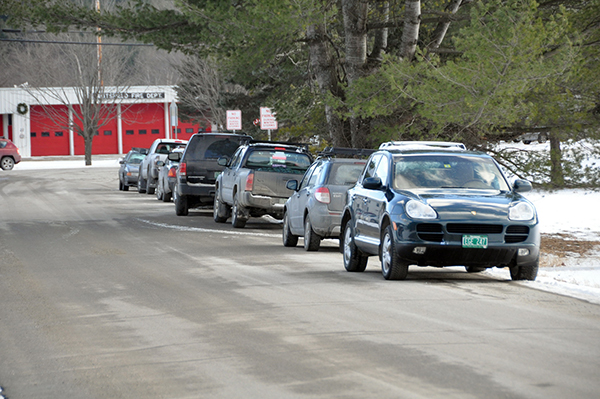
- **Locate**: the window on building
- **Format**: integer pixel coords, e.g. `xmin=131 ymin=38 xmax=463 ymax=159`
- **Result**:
xmin=151 ymin=129 xmax=160 ymax=135
xmin=104 ymin=130 xmax=112 ymax=136
xmin=55 ymin=131 xmax=63 ymax=137
xmin=176 ymin=128 xmax=181 ymax=134
xmin=41 ymin=131 xmax=50 ymax=137
xmin=186 ymin=128 xmax=194 ymax=133
xmin=139 ymin=129 xmax=147 ymax=135
xmin=95 ymin=130 xmax=100 ymax=136
xmin=31 ymin=132 xmax=36 ymax=137
xmin=126 ymin=130 xmax=134 ymax=135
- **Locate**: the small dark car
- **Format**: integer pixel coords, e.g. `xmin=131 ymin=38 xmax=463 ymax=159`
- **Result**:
xmin=174 ymin=133 xmax=252 ymax=216
xmin=118 ymin=147 xmax=148 ymax=190
xmin=340 ymin=141 xmax=540 ymax=281
xmin=283 ymin=147 xmax=373 ymax=251
xmin=0 ymin=138 xmax=22 ymax=170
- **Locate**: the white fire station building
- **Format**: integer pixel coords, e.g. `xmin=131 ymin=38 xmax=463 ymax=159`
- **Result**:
xmin=0 ymin=86 xmax=213 ymax=158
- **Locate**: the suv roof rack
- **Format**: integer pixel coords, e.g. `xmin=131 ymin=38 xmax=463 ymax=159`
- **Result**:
xmin=379 ymin=141 xmax=466 ymax=151
xmin=317 ymin=147 xmax=375 ymax=159
xmin=243 ymin=139 xmax=310 ymax=152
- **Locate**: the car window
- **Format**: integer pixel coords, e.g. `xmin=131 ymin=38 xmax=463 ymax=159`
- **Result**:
xmin=205 ymin=139 xmax=242 ymax=159
xmin=374 ymin=156 xmax=390 ymax=185
xmin=229 ymin=147 xmax=244 ymax=168
xmin=392 ymin=155 xmax=510 ymax=191
xmin=299 ymin=162 xmax=319 ymax=190
xmin=362 ymin=154 xmax=382 ymax=181
xmin=306 ymin=162 xmax=324 ymax=188
xmin=244 ymin=150 xmax=312 ymax=174
xmin=128 ymin=153 xmax=146 ymax=164
xmin=0 ymin=141 xmax=6 ymax=149
xmin=329 ymin=162 xmax=366 ymax=185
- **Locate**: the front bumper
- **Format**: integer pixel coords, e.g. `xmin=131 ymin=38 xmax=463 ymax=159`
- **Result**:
xmin=391 ymin=219 xmax=540 ymax=268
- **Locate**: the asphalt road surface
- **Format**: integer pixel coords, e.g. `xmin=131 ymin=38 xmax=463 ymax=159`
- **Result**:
xmin=1 ymin=166 xmax=599 ymax=399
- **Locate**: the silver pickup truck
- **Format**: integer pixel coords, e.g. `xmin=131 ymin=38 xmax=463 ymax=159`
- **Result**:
xmin=214 ymin=141 xmax=313 ymax=228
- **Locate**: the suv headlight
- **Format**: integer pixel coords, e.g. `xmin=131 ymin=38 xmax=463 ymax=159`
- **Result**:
xmin=405 ymin=200 xmax=437 ymax=219
xmin=508 ymin=202 xmax=535 ymax=221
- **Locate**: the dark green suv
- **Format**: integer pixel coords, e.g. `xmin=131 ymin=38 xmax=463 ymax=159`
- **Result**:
xmin=340 ymin=141 xmax=540 ymax=281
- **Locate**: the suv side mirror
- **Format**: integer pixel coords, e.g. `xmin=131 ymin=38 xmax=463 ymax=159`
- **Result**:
xmin=513 ymin=179 xmax=532 ymax=193
xmin=217 ymin=156 xmax=229 ymax=166
xmin=286 ymin=179 xmax=298 ymax=191
xmin=362 ymin=176 xmax=383 ymax=190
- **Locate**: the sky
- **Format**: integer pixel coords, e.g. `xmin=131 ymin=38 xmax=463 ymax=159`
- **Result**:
xmin=10 ymin=147 xmax=600 ymax=305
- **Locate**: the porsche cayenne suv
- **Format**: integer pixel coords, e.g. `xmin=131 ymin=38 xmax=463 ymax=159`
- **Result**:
xmin=340 ymin=141 xmax=540 ymax=281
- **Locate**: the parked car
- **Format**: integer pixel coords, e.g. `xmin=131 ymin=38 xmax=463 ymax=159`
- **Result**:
xmin=513 ymin=132 xmax=547 ymax=144
xmin=174 ymin=133 xmax=252 ymax=216
xmin=118 ymin=147 xmax=148 ymax=191
xmin=0 ymin=138 xmax=22 ymax=170
xmin=214 ymin=140 xmax=313 ymax=228
xmin=138 ymin=139 xmax=188 ymax=194
xmin=156 ymin=147 xmax=183 ymax=202
xmin=282 ymin=147 xmax=374 ymax=251
xmin=340 ymin=141 xmax=540 ymax=281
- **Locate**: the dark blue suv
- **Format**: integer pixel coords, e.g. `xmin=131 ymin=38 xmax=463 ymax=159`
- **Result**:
xmin=340 ymin=141 xmax=540 ymax=280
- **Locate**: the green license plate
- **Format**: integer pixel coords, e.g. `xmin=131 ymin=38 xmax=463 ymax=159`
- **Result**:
xmin=462 ymin=235 xmax=488 ymax=249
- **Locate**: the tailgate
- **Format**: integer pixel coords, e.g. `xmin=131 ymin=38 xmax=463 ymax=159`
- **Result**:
xmin=252 ymin=171 xmax=299 ymax=198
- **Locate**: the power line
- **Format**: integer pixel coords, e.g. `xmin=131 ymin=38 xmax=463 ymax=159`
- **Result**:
xmin=0 ymin=38 xmax=154 ymax=46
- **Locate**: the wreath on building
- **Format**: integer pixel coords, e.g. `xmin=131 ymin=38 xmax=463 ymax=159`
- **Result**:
xmin=17 ymin=103 xmax=29 ymax=115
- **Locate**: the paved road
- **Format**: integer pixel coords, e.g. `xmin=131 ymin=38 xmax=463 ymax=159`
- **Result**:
xmin=1 ymin=167 xmax=599 ymax=398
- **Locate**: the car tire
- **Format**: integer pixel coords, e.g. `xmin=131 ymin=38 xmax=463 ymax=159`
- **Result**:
xmin=1 ymin=156 xmax=15 ymax=170
xmin=465 ymin=266 xmax=485 ymax=273
xmin=282 ymin=211 xmax=298 ymax=247
xmin=381 ymin=225 xmax=409 ymax=280
xmin=303 ymin=215 xmax=321 ymax=251
xmin=119 ymin=178 xmax=124 ymax=191
xmin=342 ymin=220 xmax=368 ymax=272
xmin=146 ymin=168 xmax=155 ymax=194
xmin=162 ymin=190 xmax=171 ymax=202
xmin=137 ymin=176 xmax=146 ymax=193
xmin=231 ymin=193 xmax=247 ymax=228
xmin=509 ymin=261 xmax=539 ymax=281
xmin=175 ymin=193 xmax=189 ymax=216
xmin=156 ymin=182 xmax=164 ymax=201
xmin=213 ymin=189 xmax=230 ymax=223
xmin=123 ymin=181 xmax=129 ymax=191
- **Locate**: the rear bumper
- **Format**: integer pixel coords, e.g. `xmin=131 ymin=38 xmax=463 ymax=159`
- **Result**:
xmin=240 ymin=192 xmax=287 ymax=217
xmin=309 ymin=207 xmax=342 ymax=238
xmin=177 ymin=181 xmax=215 ymax=201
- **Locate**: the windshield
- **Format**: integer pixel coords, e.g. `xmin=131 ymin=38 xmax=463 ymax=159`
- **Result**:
xmin=128 ymin=153 xmax=146 ymax=164
xmin=392 ymin=154 xmax=510 ymax=191
xmin=245 ymin=150 xmax=312 ymax=174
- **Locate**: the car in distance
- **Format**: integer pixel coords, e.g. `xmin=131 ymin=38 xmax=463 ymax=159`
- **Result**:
xmin=283 ymin=147 xmax=373 ymax=251
xmin=340 ymin=141 xmax=540 ymax=281
xmin=0 ymin=138 xmax=22 ymax=170
xmin=174 ymin=133 xmax=252 ymax=216
xmin=138 ymin=139 xmax=188 ymax=194
xmin=118 ymin=147 xmax=148 ymax=191
xmin=156 ymin=147 xmax=183 ymax=202
xmin=214 ymin=140 xmax=313 ymax=228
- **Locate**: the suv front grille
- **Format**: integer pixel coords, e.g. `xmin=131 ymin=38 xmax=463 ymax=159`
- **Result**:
xmin=446 ymin=224 xmax=503 ymax=234
xmin=505 ymin=225 xmax=530 ymax=243
xmin=416 ymin=223 xmax=443 ymax=242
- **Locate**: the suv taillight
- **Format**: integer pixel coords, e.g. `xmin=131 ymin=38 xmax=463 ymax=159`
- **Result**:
xmin=179 ymin=162 xmax=187 ymax=176
xmin=245 ymin=172 xmax=254 ymax=191
xmin=314 ymin=187 xmax=330 ymax=204
xmin=168 ymin=167 xmax=177 ymax=178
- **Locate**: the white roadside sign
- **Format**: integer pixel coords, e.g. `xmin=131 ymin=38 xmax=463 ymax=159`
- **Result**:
xmin=260 ymin=107 xmax=278 ymax=130
xmin=226 ymin=110 xmax=242 ymax=131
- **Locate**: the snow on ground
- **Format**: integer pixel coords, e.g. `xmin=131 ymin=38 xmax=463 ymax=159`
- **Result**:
xmin=10 ymin=155 xmax=600 ymax=304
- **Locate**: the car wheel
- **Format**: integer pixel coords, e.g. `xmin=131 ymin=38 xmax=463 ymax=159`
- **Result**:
xmin=1 ymin=157 xmax=15 ymax=170
xmin=123 ymin=181 xmax=129 ymax=191
xmin=231 ymin=193 xmax=247 ymax=228
xmin=156 ymin=182 xmax=164 ymax=201
xmin=381 ymin=225 xmax=409 ymax=280
xmin=213 ymin=190 xmax=230 ymax=223
xmin=175 ymin=193 xmax=189 ymax=216
xmin=282 ymin=211 xmax=298 ymax=247
xmin=342 ymin=220 xmax=368 ymax=272
xmin=162 ymin=189 xmax=171 ymax=203
xmin=146 ymin=168 xmax=155 ymax=194
xmin=303 ymin=215 xmax=321 ymax=251
xmin=509 ymin=260 xmax=539 ymax=281
xmin=465 ymin=266 xmax=485 ymax=273
xmin=119 ymin=177 xmax=124 ymax=191
xmin=137 ymin=176 xmax=146 ymax=193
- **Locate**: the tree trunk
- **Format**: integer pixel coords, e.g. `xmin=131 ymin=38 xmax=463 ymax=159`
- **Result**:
xmin=427 ymin=0 xmax=463 ymax=53
xmin=400 ymin=0 xmax=421 ymax=61
xmin=306 ymin=23 xmax=347 ymax=146
xmin=549 ymin=131 xmax=564 ymax=187
xmin=342 ymin=0 xmax=370 ymax=148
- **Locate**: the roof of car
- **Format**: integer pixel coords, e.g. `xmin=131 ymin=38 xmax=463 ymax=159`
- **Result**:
xmin=244 ymin=140 xmax=310 ymax=152
xmin=379 ymin=141 xmax=467 ymax=151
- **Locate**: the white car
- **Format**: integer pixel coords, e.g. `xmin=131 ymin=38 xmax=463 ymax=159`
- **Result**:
xmin=138 ymin=138 xmax=187 ymax=194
